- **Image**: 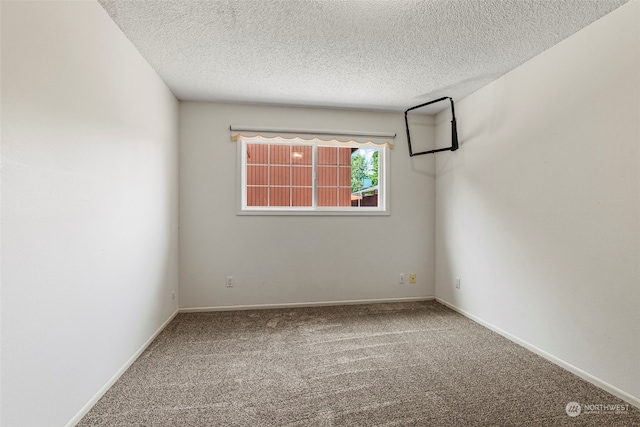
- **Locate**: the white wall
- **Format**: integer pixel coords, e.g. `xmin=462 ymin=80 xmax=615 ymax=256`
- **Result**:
xmin=1 ymin=2 xmax=179 ymax=426
xmin=435 ymin=0 xmax=639 ymax=403
xmin=179 ymin=102 xmax=436 ymax=309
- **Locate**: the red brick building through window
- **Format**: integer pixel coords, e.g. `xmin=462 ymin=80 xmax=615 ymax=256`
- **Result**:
xmin=246 ymin=144 xmax=354 ymax=207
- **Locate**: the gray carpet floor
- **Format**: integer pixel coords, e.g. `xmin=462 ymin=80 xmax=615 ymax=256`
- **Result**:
xmin=78 ymin=301 xmax=640 ymax=426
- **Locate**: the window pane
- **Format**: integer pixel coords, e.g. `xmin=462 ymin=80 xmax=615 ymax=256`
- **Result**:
xmin=338 ymin=166 xmax=350 ymax=186
xmin=291 ymin=146 xmax=311 ymax=165
xmin=338 ymin=147 xmax=352 ymax=166
xmin=270 ymin=145 xmax=291 ymax=165
xmin=339 ymin=188 xmax=352 ymax=207
xmin=292 ymin=166 xmax=312 ymax=186
xmin=351 ymin=148 xmax=378 ymax=191
xmin=270 ymin=166 xmax=290 ymax=186
xmin=247 ymin=144 xmax=268 ymax=165
xmin=318 ymin=187 xmax=338 ymax=207
xmin=318 ymin=166 xmax=337 ymax=187
xmin=350 ymin=148 xmax=379 ymax=208
xmin=292 ymin=187 xmax=312 ymax=207
xmin=318 ymin=146 xmax=337 ymax=165
xmin=247 ymin=165 xmax=268 ymax=186
xmin=247 ymin=187 xmax=268 ymax=206
xmin=269 ymin=187 xmax=290 ymax=206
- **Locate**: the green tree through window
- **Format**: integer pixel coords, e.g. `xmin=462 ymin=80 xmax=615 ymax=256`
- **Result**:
xmin=351 ymin=153 xmax=367 ymax=193
xmin=351 ymin=148 xmax=378 ymax=193
xmin=371 ymin=151 xmax=379 ymax=186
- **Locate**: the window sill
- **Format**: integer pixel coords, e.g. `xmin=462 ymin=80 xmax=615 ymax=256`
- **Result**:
xmin=237 ymin=208 xmax=390 ymax=216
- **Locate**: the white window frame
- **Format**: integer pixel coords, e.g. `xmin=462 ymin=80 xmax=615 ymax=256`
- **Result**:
xmin=237 ymin=138 xmax=390 ymax=216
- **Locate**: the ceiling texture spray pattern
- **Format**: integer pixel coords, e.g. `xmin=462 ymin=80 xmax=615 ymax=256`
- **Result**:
xmin=98 ymin=0 xmax=629 ymax=112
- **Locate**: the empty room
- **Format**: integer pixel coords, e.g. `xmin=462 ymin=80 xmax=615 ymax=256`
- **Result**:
xmin=1 ymin=0 xmax=639 ymax=426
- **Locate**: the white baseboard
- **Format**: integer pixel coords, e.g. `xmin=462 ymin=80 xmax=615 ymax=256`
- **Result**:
xmin=180 ymin=296 xmax=435 ymax=313
xmin=435 ymin=298 xmax=640 ymax=409
xmin=65 ymin=309 xmax=180 ymax=427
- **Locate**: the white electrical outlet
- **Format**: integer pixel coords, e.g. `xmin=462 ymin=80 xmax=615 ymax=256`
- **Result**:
xmin=455 ymin=278 xmax=461 ymax=289
xmin=399 ymin=273 xmax=406 ymax=284
xmin=171 ymin=291 xmax=175 ymax=301
xmin=226 ymin=276 xmax=234 ymax=287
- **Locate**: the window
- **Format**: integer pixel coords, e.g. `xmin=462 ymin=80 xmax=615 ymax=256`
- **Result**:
xmin=234 ymin=132 xmax=391 ymax=215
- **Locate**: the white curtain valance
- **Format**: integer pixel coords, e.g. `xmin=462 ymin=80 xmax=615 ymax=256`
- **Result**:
xmin=230 ymin=126 xmax=395 ymax=148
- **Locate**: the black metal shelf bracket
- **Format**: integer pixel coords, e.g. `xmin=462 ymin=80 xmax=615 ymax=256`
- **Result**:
xmin=404 ymin=96 xmax=459 ymax=156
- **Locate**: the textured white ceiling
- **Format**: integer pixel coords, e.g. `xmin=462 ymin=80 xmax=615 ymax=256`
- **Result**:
xmin=98 ymin=0 xmax=629 ymax=112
